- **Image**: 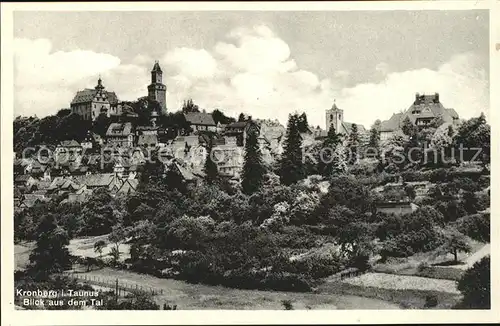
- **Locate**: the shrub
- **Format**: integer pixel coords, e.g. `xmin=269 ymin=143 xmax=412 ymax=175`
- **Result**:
xmin=424 ymin=295 xmax=438 ymax=308
xmin=417 ymin=262 xmax=429 ymax=272
xmin=282 ymin=299 xmax=294 ymax=310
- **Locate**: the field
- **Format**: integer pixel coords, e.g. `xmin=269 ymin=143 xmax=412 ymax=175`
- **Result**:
xmin=17 ymin=235 xmax=488 ymax=309
xmin=341 ymin=272 xmax=459 ymax=294
xmin=72 ymin=267 xmax=400 ymax=310
xmin=372 ymin=241 xmax=489 ymax=280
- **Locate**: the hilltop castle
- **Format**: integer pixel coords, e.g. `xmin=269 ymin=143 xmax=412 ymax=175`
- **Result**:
xmin=70 ymin=61 xmax=167 ymax=121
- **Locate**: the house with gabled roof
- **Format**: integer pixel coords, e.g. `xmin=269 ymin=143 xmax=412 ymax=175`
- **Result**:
xmin=117 ymin=179 xmax=140 ymax=195
xmin=14 ymin=175 xmax=37 ymax=188
xmin=223 ymin=120 xmax=260 ymax=147
xmin=379 ymin=93 xmax=460 ymax=141
xmin=106 ymin=122 xmax=134 ymax=148
xmin=184 ymin=112 xmax=217 ymax=133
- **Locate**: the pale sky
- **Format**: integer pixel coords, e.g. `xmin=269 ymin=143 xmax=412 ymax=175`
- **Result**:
xmin=13 ymin=10 xmax=489 ymax=128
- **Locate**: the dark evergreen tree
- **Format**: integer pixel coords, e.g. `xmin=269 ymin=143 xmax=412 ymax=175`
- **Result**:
xmin=182 ymin=99 xmax=200 ymax=113
xmin=242 ymin=129 xmax=265 ymax=194
xmin=204 ymin=138 xmax=218 ymax=184
xmin=368 ymin=120 xmax=381 ymax=155
xmin=318 ymin=127 xmax=342 ymax=178
xmin=212 ymin=109 xmax=236 ymax=125
xmin=238 ymin=113 xmax=247 ymax=122
xmin=279 ymin=114 xmax=304 ymax=185
xmin=347 ymin=124 xmax=360 ymax=164
xmin=28 ymin=214 xmax=71 ymax=279
xmin=401 ymin=116 xmax=417 ymax=137
xmin=297 ymin=112 xmax=309 ymax=133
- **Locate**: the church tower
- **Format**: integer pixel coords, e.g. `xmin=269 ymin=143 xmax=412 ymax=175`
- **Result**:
xmin=147 ymin=61 xmax=167 ymax=113
xmin=325 ymin=100 xmax=343 ymax=133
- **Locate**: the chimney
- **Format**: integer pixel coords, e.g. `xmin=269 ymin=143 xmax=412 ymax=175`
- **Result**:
xmin=434 ymin=92 xmax=440 ymax=102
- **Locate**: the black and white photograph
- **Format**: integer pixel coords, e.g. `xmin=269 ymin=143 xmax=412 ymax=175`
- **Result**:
xmin=1 ymin=0 xmax=498 ymax=323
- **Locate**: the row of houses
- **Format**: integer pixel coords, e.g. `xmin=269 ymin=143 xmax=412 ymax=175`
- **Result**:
xmin=14 ymin=172 xmax=140 ymax=211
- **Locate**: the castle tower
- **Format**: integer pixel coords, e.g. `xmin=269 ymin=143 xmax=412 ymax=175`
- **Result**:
xmin=325 ymin=100 xmax=343 ymax=133
xmin=147 ymin=61 xmax=167 ymax=113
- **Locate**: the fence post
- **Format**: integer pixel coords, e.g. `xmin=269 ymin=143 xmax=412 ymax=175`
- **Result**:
xmin=115 ymin=279 xmax=119 ymax=303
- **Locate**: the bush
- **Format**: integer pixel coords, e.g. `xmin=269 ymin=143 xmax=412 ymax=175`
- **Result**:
xmin=282 ymin=299 xmax=294 ymax=310
xmin=417 ymin=262 xmax=429 ymax=272
xmin=424 ymin=295 xmax=438 ymax=308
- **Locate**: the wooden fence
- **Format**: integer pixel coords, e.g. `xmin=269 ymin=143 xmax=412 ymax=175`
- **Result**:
xmin=330 ymin=267 xmax=364 ymax=281
xmin=67 ymin=273 xmax=164 ymax=297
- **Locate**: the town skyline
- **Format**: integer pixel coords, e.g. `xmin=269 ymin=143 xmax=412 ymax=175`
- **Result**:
xmin=14 ymin=10 xmax=489 ymax=129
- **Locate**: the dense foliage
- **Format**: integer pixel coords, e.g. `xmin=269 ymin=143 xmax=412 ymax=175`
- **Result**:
xmin=456 ymin=256 xmax=490 ymax=309
xmin=14 ymin=112 xmax=490 ymax=298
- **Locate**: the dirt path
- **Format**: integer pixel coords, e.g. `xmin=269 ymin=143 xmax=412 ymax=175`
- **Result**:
xmin=457 ymin=244 xmax=490 ymax=270
xmin=75 ymin=268 xmax=400 ymax=310
xmin=341 ymin=272 xmax=460 ymax=294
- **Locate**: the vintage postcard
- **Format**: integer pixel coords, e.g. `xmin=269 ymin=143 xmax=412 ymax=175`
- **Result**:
xmin=1 ymin=1 xmax=499 ymax=325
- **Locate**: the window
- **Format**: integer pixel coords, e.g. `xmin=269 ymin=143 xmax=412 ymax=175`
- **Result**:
xmin=330 ymin=114 xmax=333 ymax=120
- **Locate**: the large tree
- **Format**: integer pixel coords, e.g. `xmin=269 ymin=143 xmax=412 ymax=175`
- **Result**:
xmin=453 ymin=113 xmax=490 ymax=166
xmin=435 ymin=227 xmax=471 ymax=263
xmin=457 ymin=256 xmax=490 ymax=309
xmin=238 ymin=113 xmax=247 ymax=122
xmin=28 ymin=214 xmax=72 ymax=279
xmin=242 ymin=129 xmax=266 ymax=194
xmin=279 ymin=114 xmax=304 ymax=185
xmin=401 ymin=116 xmax=417 ymax=137
xmin=297 ymin=112 xmax=309 ymax=133
xmin=204 ymin=138 xmax=219 ymax=184
xmin=318 ymin=127 xmax=342 ymax=178
xmin=212 ymin=109 xmax=236 ymax=125
xmin=368 ymin=120 xmax=381 ymax=155
xmin=347 ymin=124 xmax=360 ymax=164
xmin=93 ymin=113 xmax=112 ymax=137
xmin=182 ymin=99 xmax=200 ymax=113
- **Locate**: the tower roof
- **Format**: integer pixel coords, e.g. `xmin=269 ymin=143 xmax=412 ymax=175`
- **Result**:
xmin=152 ymin=61 xmax=162 ymax=73
xmin=330 ymin=99 xmax=341 ymax=111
